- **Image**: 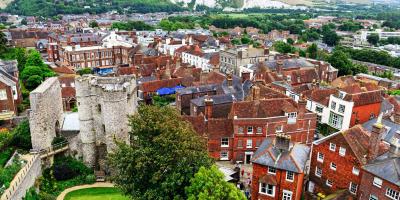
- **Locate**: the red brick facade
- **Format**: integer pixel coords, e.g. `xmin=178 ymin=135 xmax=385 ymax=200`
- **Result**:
xmin=359 ymin=170 xmax=400 ymax=200
xmin=252 ymin=163 xmax=305 ymax=200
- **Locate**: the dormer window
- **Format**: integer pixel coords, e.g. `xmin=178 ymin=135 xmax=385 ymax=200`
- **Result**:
xmin=286 ymin=75 xmax=291 ymax=82
xmin=287 ymin=112 xmax=297 ymax=119
xmin=338 ymin=92 xmax=345 ymax=99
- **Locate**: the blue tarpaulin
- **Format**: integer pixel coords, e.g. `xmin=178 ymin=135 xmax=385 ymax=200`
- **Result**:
xmin=157 ymin=85 xmax=185 ymax=96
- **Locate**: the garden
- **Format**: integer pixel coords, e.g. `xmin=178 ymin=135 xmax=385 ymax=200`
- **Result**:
xmin=64 ymin=187 xmax=128 ymax=200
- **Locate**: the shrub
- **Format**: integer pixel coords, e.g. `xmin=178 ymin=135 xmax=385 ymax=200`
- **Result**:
xmin=10 ymin=120 xmax=31 ymax=151
xmin=53 ymin=156 xmax=91 ymax=181
xmin=85 ymin=174 xmax=96 ymax=183
xmin=51 ymin=136 xmax=67 ymax=146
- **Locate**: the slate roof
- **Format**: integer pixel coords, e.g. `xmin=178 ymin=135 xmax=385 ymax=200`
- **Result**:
xmin=252 ymin=138 xmax=310 ymax=173
xmin=177 ymin=84 xmax=220 ymax=95
xmin=363 ymin=154 xmax=400 ymax=187
xmin=362 ymin=118 xmax=400 ymax=145
xmin=191 ymin=94 xmax=235 ymax=107
xmin=263 ymin=58 xmax=314 ymax=70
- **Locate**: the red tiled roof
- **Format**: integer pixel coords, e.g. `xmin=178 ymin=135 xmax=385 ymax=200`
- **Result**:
xmin=140 ymin=77 xmax=183 ymax=92
xmin=343 ymin=90 xmax=383 ymax=107
xmin=302 ymin=88 xmax=338 ymax=107
xmin=230 ymin=98 xmax=297 ymax=118
xmin=52 ymin=66 xmax=75 ymax=74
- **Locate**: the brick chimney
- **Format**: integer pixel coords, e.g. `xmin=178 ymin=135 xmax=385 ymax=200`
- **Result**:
xmin=298 ymin=96 xmax=307 ymax=119
xmin=276 ymin=59 xmax=283 ymax=75
xmin=275 ymin=133 xmax=291 ymax=152
xmin=227 ymin=74 xmax=233 ymax=87
xmin=368 ymin=113 xmax=385 ymax=160
xmin=251 ymin=85 xmax=261 ymax=100
xmin=204 ymin=95 xmax=213 ymax=120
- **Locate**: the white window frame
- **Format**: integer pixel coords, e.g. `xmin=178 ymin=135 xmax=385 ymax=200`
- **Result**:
xmin=315 ymin=166 xmax=322 ymax=178
xmin=0 ymin=89 xmax=7 ymax=100
xmin=220 ymin=151 xmax=229 ymax=160
xmin=373 ymin=177 xmax=382 ymax=188
xmin=326 ymin=179 xmax=333 ymax=187
xmin=256 ymin=127 xmax=262 ymax=134
xmin=259 ymin=183 xmax=275 ymax=197
xmin=352 ymin=167 xmax=359 ymax=176
xmin=331 ymin=101 xmax=336 ymax=110
xmin=315 ymin=106 xmax=323 ymax=113
xmin=276 ymin=125 xmax=283 ymax=133
xmin=369 ymin=194 xmax=378 ymax=200
xmin=221 ymin=138 xmax=229 ymax=147
xmin=339 ymin=147 xmax=346 ymax=156
xmin=286 ymin=171 xmax=294 ymax=182
xmin=349 ymin=182 xmax=358 ymax=194
xmin=329 ymin=143 xmax=336 ymax=151
xmin=386 ymin=188 xmax=400 ymax=200
xmin=338 ymin=104 xmax=345 ymax=113
xmin=268 ymin=167 xmax=276 ymax=175
xmin=282 ymin=190 xmax=293 ymax=200
xmin=246 ymin=139 xmax=253 ymax=149
xmin=247 ymin=126 xmax=253 ymax=134
xmin=330 ymin=162 xmax=337 ymax=171
xmin=317 ymin=152 xmax=324 ymax=163
xmin=287 ymin=112 xmax=297 ymax=119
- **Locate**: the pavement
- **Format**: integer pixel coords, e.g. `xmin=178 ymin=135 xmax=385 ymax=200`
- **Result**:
xmin=56 ymin=182 xmax=114 ymax=200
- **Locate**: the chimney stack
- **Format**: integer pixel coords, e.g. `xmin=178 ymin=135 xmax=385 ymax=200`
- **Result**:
xmin=276 ymin=59 xmax=283 ymax=75
xmin=275 ymin=133 xmax=291 ymax=152
xmin=368 ymin=113 xmax=385 ymax=160
xmin=204 ymin=95 xmax=213 ymax=120
xmin=251 ymin=85 xmax=261 ymax=100
xmin=298 ymin=95 xmax=307 ymax=119
xmin=227 ymin=74 xmax=233 ymax=87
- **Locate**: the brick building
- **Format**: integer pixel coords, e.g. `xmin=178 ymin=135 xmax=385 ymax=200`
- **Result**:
xmin=0 ymin=60 xmax=21 ymax=121
xmin=251 ymin=134 xmax=310 ymax=200
xmin=308 ymin=123 xmax=389 ymax=197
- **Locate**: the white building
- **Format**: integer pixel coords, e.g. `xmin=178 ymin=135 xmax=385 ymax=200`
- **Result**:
xmin=360 ymin=29 xmax=400 ymax=42
xmin=181 ymin=48 xmax=218 ymax=71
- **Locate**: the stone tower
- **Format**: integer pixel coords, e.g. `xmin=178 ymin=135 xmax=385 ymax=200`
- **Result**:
xmin=75 ymin=75 xmax=137 ymax=168
xmin=29 ymin=77 xmax=64 ymax=151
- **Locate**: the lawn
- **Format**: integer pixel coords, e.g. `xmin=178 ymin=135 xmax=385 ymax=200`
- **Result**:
xmin=64 ymin=187 xmax=129 ymax=200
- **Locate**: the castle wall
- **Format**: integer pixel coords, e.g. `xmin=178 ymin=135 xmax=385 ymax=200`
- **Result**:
xmin=29 ymin=77 xmax=64 ymax=150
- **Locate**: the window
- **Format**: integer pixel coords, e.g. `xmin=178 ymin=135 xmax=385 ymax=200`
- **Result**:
xmin=246 ymin=139 xmax=253 ymax=148
xmin=286 ymin=171 xmax=294 ymax=182
xmin=287 ymin=112 xmax=297 ymax=118
xmin=369 ymin=195 xmax=378 ymax=200
xmin=97 ymin=104 xmax=101 ymax=113
xmin=256 ymin=127 xmax=262 ymax=134
xmin=349 ymin=182 xmax=358 ymax=194
xmin=221 ymin=138 xmax=229 ymax=147
xmin=373 ymin=177 xmax=382 ymax=188
xmin=338 ymin=92 xmax=345 ymax=99
xmin=268 ymin=167 xmax=276 ymax=175
xmin=282 ymin=190 xmax=293 ymax=200
xmin=339 ymin=147 xmax=346 ymax=156
xmin=259 ymin=183 xmax=275 ymax=196
xmin=256 ymin=139 xmax=261 ymax=148
xmin=315 ymin=106 xmax=323 ymax=113
xmin=61 ymin=83 xmax=66 ymax=87
xmin=315 ymin=167 xmax=322 ymax=177
xmin=317 ymin=152 xmax=324 ymax=163
xmin=237 ymin=140 xmax=243 ymax=148
xmin=247 ymin=126 xmax=253 ymax=134
xmin=276 ymin=125 xmax=283 ymax=133
xmin=329 ymin=143 xmax=336 ymax=151
xmin=326 ymin=179 xmax=333 ymax=187
xmin=331 ymin=101 xmax=336 ymax=110
xmin=0 ymin=89 xmax=7 ymax=100
xmin=386 ymin=188 xmax=400 ymax=200
xmin=317 ymin=115 xmax=322 ymax=122
xmin=220 ymin=151 xmax=228 ymax=160
xmin=329 ymin=112 xmax=344 ymax=129
xmin=330 ymin=162 xmax=337 ymax=171
xmin=352 ymin=167 xmax=359 ymax=176
xmin=338 ymin=104 xmax=345 ymax=113
xmin=238 ymin=127 xmax=244 ymax=134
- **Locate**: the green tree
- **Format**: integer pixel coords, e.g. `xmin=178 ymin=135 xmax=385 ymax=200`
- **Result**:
xmin=240 ymin=36 xmax=251 ymax=44
xmin=327 ymin=50 xmax=353 ymax=76
xmin=89 ymin=20 xmax=99 ymax=28
xmin=286 ymin=38 xmax=294 ymax=45
xmin=108 ymin=106 xmax=213 ymax=200
xmin=273 ymin=41 xmax=294 ymax=54
xmin=10 ymin=120 xmax=31 ymax=150
xmin=322 ymin=30 xmax=340 ymax=46
xmin=21 ymin=18 xmax=27 ymax=25
xmin=367 ymin=33 xmax=379 ymax=46
xmin=25 ymin=50 xmax=45 ymax=68
xmin=185 ymin=166 xmax=246 ymax=200
xmin=25 ymin=75 xmax=42 ymax=90
xmin=306 ymin=43 xmax=318 ymax=59
xmin=0 ymin=32 xmax=7 ymax=55
xmin=77 ymin=68 xmax=92 ymax=76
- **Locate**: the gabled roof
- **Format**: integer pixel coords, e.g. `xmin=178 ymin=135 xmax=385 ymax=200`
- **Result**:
xmin=302 ymin=88 xmax=338 ymax=107
xmin=252 ymin=138 xmax=310 ymax=173
xmin=231 ymin=98 xmax=297 ymax=118
xmin=363 ymin=154 xmax=400 ymax=186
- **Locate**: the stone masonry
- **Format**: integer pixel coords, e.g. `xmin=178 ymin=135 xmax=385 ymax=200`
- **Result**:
xmin=75 ymin=75 xmax=137 ymax=168
xmin=29 ymin=77 xmax=64 ymax=150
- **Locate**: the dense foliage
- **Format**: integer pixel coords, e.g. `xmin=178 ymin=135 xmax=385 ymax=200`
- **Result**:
xmin=336 ymin=46 xmax=400 ymax=69
xmin=0 ymin=156 xmax=24 ymax=195
xmin=108 ymin=105 xmax=213 ymax=200
xmin=111 ymin=21 xmax=154 ymax=31
xmin=185 ymin=166 xmax=246 ymax=200
xmin=327 ymin=49 xmax=368 ymax=76
xmin=5 ymin=0 xmax=184 ymax=17
xmin=38 ymin=156 xmax=95 ymax=198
